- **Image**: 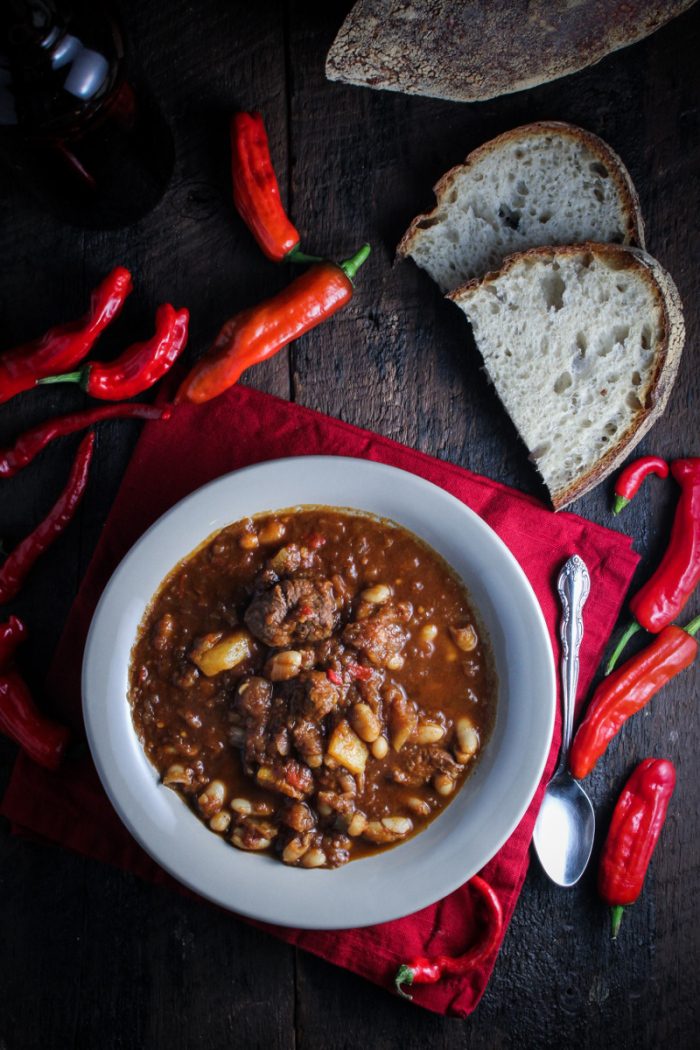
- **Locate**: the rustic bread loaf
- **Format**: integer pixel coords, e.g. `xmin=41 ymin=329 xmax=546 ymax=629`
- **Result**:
xmin=448 ymin=244 xmax=685 ymax=510
xmin=326 ymin=0 xmax=698 ymax=103
xmin=398 ymin=123 xmax=644 ymax=293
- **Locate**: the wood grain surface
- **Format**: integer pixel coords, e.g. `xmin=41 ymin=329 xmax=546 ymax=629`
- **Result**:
xmin=1 ymin=1 xmax=698 ymax=1047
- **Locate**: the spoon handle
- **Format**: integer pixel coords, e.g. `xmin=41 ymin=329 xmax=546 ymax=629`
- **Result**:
xmin=557 ymin=555 xmax=590 ymax=775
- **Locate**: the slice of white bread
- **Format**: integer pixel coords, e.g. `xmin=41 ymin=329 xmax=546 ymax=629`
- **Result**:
xmin=398 ymin=122 xmax=645 ymax=293
xmin=448 ymin=243 xmax=684 ymax=510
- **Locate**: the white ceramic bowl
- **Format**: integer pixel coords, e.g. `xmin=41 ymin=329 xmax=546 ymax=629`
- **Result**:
xmin=83 ymin=456 xmax=555 ymax=929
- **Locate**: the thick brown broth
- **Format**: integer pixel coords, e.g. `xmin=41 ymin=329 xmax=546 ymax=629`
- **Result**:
xmin=129 ymin=507 xmax=497 ymax=867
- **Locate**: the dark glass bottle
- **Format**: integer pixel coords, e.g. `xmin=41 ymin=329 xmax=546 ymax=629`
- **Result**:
xmin=0 ymin=0 xmax=175 ymax=228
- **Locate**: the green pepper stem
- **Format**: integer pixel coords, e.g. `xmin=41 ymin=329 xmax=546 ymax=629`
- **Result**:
xmin=685 ymin=613 xmax=700 ymax=638
xmin=341 ymin=243 xmax=371 ymax=283
xmin=285 ymin=246 xmax=323 ymax=265
xmin=606 ymin=620 xmax=642 ymax=674
xmin=394 ymin=965 xmax=415 ymax=1000
xmin=36 ymin=370 xmax=85 ymax=388
xmin=614 ymin=495 xmax=629 ymax=515
xmin=610 ymin=905 xmax=625 ymax=939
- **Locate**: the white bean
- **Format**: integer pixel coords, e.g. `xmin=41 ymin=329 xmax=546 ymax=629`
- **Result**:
xmin=371 ymin=735 xmax=389 ymax=760
xmin=300 ymin=848 xmax=326 ymax=868
xmin=282 ymin=837 xmax=310 ymax=864
xmin=450 ymin=624 xmax=478 ymax=651
xmin=350 ymin=703 xmax=382 ymax=743
xmin=162 ymin=763 xmax=193 ymax=787
xmin=197 ymin=780 xmax=226 ymax=817
xmin=265 ymin=649 xmax=302 ymax=681
xmin=231 ymin=827 xmax=270 ymax=851
xmin=414 ymin=723 xmax=445 ymax=745
xmin=434 ymin=773 xmax=455 ymax=796
xmin=210 ymin=811 xmax=231 ymax=833
xmin=360 ymin=584 xmax=391 ymax=604
xmin=230 ymin=798 xmax=252 ymax=815
xmin=381 ymin=816 xmax=412 ymax=836
xmin=455 ymin=717 xmax=479 ymax=762
xmin=347 ymin=812 xmax=368 ymax=837
xmin=406 ymin=797 xmax=431 ymax=817
xmin=258 ymin=520 xmax=286 ymax=545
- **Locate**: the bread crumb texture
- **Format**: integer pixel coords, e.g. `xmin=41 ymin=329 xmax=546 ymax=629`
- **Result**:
xmin=407 ymin=130 xmax=637 ymax=292
xmin=456 ymin=249 xmax=670 ymax=507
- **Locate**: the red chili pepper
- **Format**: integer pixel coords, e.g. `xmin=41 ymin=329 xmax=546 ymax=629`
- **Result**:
xmin=231 ymin=111 xmax=301 ymax=262
xmin=36 ymin=305 xmax=189 ymax=400
xmin=598 ymin=758 xmax=675 ymax=939
xmin=0 ymin=433 xmax=94 ymax=604
xmin=174 ymin=245 xmax=370 ymax=405
xmin=347 ymin=663 xmax=373 ymax=681
xmin=571 ymin=613 xmax=699 ymax=779
xmin=0 ymin=267 xmax=132 ymax=404
xmin=0 ymin=616 xmax=71 ymax=770
xmin=631 ymin=458 xmax=700 ymax=631
xmin=327 ymin=669 xmax=344 ymax=685
xmin=395 ymin=875 xmax=503 ymax=1000
xmin=607 ymin=457 xmax=700 ymax=671
xmin=0 ymin=403 xmax=170 ymax=480
xmin=614 ymin=456 xmax=669 ymax=514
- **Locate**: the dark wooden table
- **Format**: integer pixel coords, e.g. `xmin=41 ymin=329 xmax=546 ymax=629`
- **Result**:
xmin=2 ymin=2 xmax=699 ymax=1047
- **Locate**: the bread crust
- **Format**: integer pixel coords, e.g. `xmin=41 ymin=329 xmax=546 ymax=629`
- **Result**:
xmin=448 ymin=243 xmax=685 ymax=510
xmin=396 ymin=122 xmax=645 ymax=268
xmin=326 ymin=0 xmax=698 ymax=103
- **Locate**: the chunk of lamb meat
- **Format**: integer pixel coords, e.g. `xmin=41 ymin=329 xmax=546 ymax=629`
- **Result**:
xmin=342 ymin=602 xmax=412 ymax=668
xmin=387 ymin=745 xmax=463 ymax=786
xmin=245 ymin=577 xmax=337 ymax=646
xmin=232 ymin=677 xmax=272 ymax=764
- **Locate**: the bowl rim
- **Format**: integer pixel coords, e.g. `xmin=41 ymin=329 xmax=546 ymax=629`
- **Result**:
xmin=83 ymin=455 xmax=556 ymax=929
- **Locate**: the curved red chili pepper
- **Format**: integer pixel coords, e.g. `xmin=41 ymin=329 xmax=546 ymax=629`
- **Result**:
xmin=0 ymin=403 xmax=170 ymax=479
xmin=394 ymin=875 xmax=503 ymax=1000
xmin=607 ymin=457 xmax=700 ymax=672
xmin=614 ymin=456 xmax=668 ymax=514
xmin=231 ymin=111 xmax=301 ymax=262
xmin=0 ymin=617 xmax=71 ymax=771
xmin=598 ymin=758 xmax=675 ymax=938
xmin=174 ymin=245 xmax=370 ymax=405
xmin=630 ymin=458 xmax=700 ymax=631
xmin=36 ymin=305 xmax=189 ymax=400
xmin=0 ymin=267 xmax=132 ymax=404
xmin=571 ymin=614 xmax=699 ymax=779
xmin=0 ymin=433 xmax=94 ymax=604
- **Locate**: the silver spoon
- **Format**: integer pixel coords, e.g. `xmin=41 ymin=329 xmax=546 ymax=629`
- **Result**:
xmin=533 ymin=554 xmax=595 ymax=887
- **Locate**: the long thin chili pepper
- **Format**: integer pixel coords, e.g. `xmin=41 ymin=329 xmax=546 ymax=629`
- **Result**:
xmin=570 ymin=612 xmax=700 ymax=779
xmin=0 ymin=432 xmax=94 ymax=604
xmin=0 ymin=616 xmax=71 ymax=771
xmin=0 ymin=403 xmax=170 ymax=479
xmin=598 ymin=758 xmax=675 ymax=939
xmin=0 ymin=267 xmax=133 ymax=404
xmin=174 ymin=245 xmax=371 ymax=405
xmin=36 ymin=305 xmax=189 ymax=400
xmin=394 ymin=875 xmax=503 ymax=1000
xmin=231 ymin=111 xmax=303 ymax=263
xmin=607 ymin=457 xmax=700 ymax=671
xmin=614 ymin=456 xmax=668 ymax=514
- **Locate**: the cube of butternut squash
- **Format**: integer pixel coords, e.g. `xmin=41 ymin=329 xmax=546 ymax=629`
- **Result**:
xmin=327 ymin=720 xmax=369 ymax=775
xmin=190 ymin=628 xmax=254 ymax=676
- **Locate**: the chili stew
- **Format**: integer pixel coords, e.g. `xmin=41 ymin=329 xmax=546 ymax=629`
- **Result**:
xmin=129 ymin=507 xmax=497 ymax=868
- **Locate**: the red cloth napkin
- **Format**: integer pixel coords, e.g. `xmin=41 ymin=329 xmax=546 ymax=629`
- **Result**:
xmin=1 ymin=384 xmax=638 ymax=1017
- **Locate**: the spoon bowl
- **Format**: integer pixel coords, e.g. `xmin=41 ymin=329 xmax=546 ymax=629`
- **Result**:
xmin=533 ymin=771 xmax=595 ymax=886
xmin=533 ymin=554 xmax=595 ymax=887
